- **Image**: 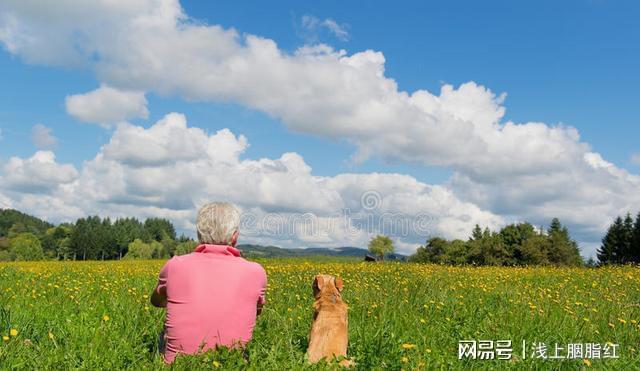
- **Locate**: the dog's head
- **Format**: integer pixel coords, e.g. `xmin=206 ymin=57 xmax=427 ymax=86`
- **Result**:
xmin=312 ymin=274 xmax=343 ymax=299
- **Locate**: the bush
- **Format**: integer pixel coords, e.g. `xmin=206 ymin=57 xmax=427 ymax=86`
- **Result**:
xmin=174 ymin=240 xmax=198 ymax=256
xmin=10 ymin=233 xmax=44 ymax=261
xmin=0 ymin=250 xmax=13 ymax=261
xmin=124 ymin=239 xmax=167 ymax=259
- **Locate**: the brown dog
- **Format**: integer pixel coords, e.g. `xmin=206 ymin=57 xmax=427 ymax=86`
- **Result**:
xmin=307 ymin=274 xmax=352 ymax=366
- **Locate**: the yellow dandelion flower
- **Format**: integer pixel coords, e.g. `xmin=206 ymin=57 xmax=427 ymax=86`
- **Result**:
xmin=9 ymin=329 xmax=17 ymax=337
xmin=103 ymin=315 xmax=110 ymax=322
xmin=212 ymin=361 xmax=221 ymax=368
xmin=401 ymin=356 xmax=408 ymax=363
xmin=402 ymin=343 xmax=417 ymax=349
xmin=608 ymin=323 xmax=615 ymax=328
xmin=618 ymin=318 xmax=626 ymax=325
xmin=584 ymin=359 xmax=592 ymax=367
xmin=48 ymin=332 xmax=54 ymax=340
xmin=2 ymin=336 xmax=8 ymax=342
xmin=420 ymin=319 xmax=426 ymax=324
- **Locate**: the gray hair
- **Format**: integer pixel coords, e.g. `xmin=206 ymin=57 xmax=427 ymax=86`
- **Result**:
xmin=196 ymin=202 xmax=240 ymax=245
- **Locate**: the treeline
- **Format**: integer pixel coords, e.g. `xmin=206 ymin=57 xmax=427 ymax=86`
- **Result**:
xmin=0 ymin=209 xmax=197 ymax=261
xmin=597 ymin=212 xmax=640 ymax=265
xmin=409 ymin=218 xmax=583 ymax=266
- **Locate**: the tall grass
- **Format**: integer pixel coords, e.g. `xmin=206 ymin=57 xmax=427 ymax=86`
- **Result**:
xmin=0 ymin=259 xmax=638 ymax=369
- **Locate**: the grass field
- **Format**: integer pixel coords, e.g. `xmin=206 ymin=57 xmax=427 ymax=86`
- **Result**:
xmin=0 ymin=259 xmax=639 ymax=370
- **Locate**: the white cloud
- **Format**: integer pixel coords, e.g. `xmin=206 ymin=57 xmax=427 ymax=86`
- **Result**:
xmin=300 ymin=15 xmax=349 ymax=42
xmin=1 ymin=151 xmax=78 ymax=193
xmin=0 ymin=114 xmax=503 ymax=253
xmin=30 ymin=123 xmax=58 ymax=149
xmin=65 ymin=84 xmax=148 ymax=126
xmin=0 ymin=0 xmax=638 ymax=256
xmin=631 ymin=153 xmax=640 ymax=166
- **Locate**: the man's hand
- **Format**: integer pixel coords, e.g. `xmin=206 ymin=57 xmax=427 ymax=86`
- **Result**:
xmin=151 ymin=285 xmax=167 ymax=308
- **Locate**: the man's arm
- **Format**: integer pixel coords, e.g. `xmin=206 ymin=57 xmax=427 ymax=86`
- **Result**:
xmin=151 ymin=285 xmax=167 ymax=307
xmin=151 ymin=259 xmax=170 ymax=308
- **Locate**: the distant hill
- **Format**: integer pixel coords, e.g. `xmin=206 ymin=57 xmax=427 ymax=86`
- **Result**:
xmin=237 ymin=244 xmax=407 ymax=261
xmin=0 ymin=209 xmax=53 ymax=237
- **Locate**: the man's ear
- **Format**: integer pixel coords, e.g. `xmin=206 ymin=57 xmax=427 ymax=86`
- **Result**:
xmin=230 ymin=230 xmax=239 ymax=247
xmin=335 ymin=277 xmax=343 ymax=292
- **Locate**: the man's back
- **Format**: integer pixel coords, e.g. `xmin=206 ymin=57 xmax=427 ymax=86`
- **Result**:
xmin=157 ymin=244 xmax=267 ymax=363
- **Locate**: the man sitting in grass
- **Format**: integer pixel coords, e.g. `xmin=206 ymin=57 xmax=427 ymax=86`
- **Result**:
xmin=151 ymin=202 xmax=267 ymax=364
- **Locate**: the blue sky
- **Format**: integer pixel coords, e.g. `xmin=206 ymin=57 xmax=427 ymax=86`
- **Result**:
xmin=0 ymin=0 xmax=638 ymax=255
xmin=2 ymin=0 xmax=638 ymax=176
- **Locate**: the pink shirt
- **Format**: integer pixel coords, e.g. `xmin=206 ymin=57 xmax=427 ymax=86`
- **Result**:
xmin=156 ymin=244 xmax=267 ymax=363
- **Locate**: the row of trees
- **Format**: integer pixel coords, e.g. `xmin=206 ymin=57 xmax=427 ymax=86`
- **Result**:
xmin=0 ymin=209 xmax=198 ymax=261
xmin=597 ymin=212 xmax=640 ymax=264
xmin=409 ymin=218 xmax=583 ymax=266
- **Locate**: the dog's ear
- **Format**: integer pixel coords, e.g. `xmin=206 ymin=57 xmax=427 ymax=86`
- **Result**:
xmin=335 ymin=277 xmax=343 ymax=292
xmin=313 ymin=275 xmax=324 ymax=294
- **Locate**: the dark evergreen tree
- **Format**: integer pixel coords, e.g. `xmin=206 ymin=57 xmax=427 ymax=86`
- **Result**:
xmin=144 ymin=218 xmax=176 ymax=242
xmin=471 ymin=224 xmax=483 ymax=241
xmin=621 ymin=213 xmax=635 ymax=263
xmin=547 ymin=218 xmax=582 ymax=266
xmin=499 ymin=222 xmax=536 ymax=263
xmin=631 ymin=212 xmax=640 ymax=264
xmin=113 ymin=218 xmax=145 ymax=258
xmin=597 ymin=216 xmax=623 ymax=264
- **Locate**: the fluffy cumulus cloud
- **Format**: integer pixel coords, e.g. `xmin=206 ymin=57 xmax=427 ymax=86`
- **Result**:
xmin=30 ymin=123 xmax=58 ymax=149
xmin=65 ymin=84 xmax=148 ymax=126
xmin=1 ymin=151 xmax=78 ymax=193
xmin=0 ymin=114 xmax=503 ymax=253
xmin=1 ymin=0 xmax=639 ymax=255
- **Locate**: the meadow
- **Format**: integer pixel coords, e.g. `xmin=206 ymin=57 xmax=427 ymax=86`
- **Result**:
xmin=0 ymin=259 xmax=639 ymax=370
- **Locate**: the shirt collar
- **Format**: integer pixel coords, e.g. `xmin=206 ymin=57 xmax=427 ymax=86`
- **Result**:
xmin=194 ymin=244 xmax=241 ymax=257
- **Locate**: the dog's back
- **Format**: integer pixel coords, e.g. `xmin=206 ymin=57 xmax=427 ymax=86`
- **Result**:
xmin=307 ymin=274 xmax=350 ymax=365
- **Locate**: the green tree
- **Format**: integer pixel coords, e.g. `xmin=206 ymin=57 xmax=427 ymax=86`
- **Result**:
xmin=621 ymin=213 xmax=635 ymax=263
xmin=467 ymin=229 xmax=511 ymax=266
xmin=410 ymin=237 xmax=449 ymax=263
xmin=547 ymin=218 xmax=582 ymax=266
xmin=174 ymin=240 xmax=198 ymax=256
xmin=70 ymin=217 xmax=101 ymax=260
xmin=471 ymin=225 xmax=483 ymax=241
xmin=368 ymin=235 xmax=395 ymax=260
xmin=160 ymin=235 xmax=177 ymax=257
xmin=144 ymin=218 xmax=176 ymax=242
xmin=0 ymin=209 xmax=53 ymax=238
xmin=519 ymin=234 xmax=550 ymax=265
xmin=442 ymin=240 xmax=468 ymax=265
xmin=9 ymin=233 xmax=44 ymax=261
xmin=113 ymin=218 xmax=145 ymax=259
xmin=598 ymin=216 xmax=624 ymax=265
xmin=42 ymin=225 xmax=73 ymax=260
xmin=632 ymin=212 xmax=640 ymax=264
xmin=500 ymin=222 xmax=536 ymax=264
xmin=125 ymin=239 xmax=153 ymax=259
